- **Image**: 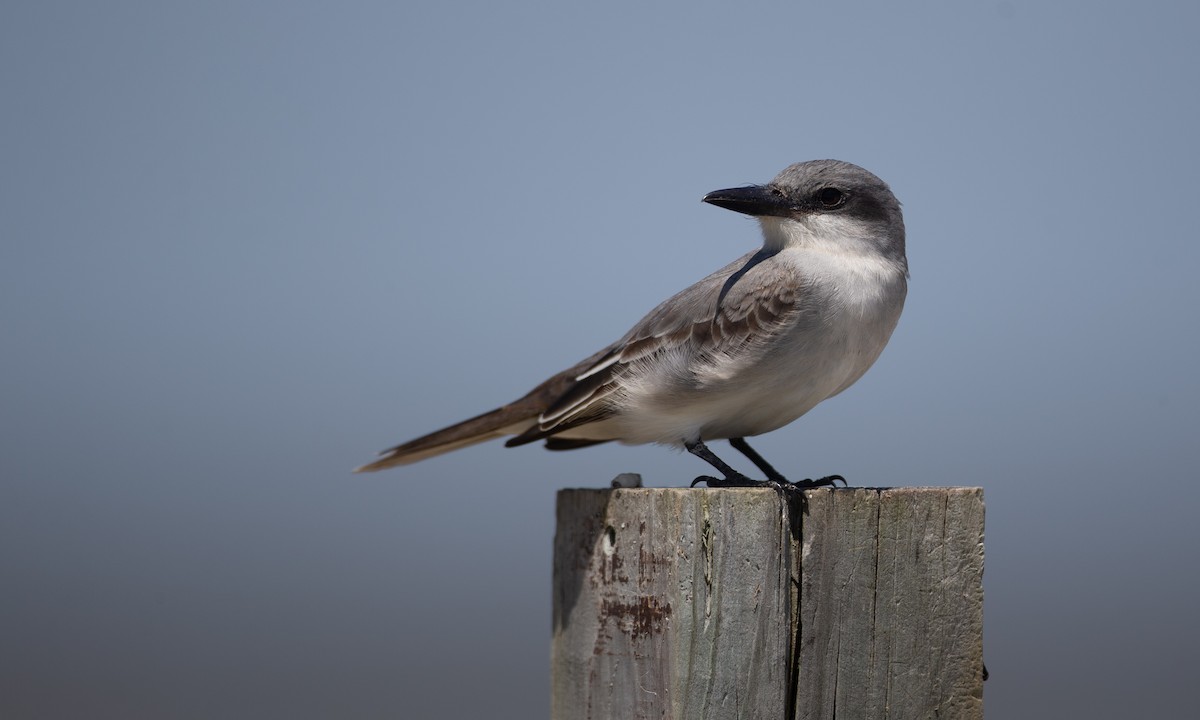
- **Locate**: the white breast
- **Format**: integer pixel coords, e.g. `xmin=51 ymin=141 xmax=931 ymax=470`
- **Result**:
xmin=612 ymin=240 xmax=907 ymax=446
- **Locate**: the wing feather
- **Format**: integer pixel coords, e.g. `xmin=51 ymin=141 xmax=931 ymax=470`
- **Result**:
xmin=507 ymin=249 xmax=808 ymax=447
xmin=360 ymin=249 xmax=809 ymax=466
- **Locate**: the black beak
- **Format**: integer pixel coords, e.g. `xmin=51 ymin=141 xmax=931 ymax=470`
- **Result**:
xmin=702 ymin=185 xmax=789 ymax=217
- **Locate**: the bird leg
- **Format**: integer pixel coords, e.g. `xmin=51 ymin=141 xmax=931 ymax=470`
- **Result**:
xmin=686 ymin=439 xmax=762 ymax=487
xmin=728 ymin=437 xmax=788 ymax=483
xmin=729 ymin=437 xmax=846 ymax=488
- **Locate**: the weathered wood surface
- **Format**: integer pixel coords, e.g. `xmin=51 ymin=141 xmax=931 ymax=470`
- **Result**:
xmin=551 ymin=487 xmax=984 ymax=720
xmin=797 ymin=487 xmax=985 ymax=719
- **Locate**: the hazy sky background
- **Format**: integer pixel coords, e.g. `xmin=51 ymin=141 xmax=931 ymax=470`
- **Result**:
xmin=3 ymin=1 xmax=1198 ymax=718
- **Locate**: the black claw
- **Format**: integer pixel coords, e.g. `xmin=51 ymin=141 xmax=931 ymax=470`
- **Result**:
xmin=694 ymin=472 xmax=765 ymax=488
xmin=790 ymin=474 xmax=846 ymax=489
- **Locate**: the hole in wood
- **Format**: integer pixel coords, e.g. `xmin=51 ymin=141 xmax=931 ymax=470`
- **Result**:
xmin=602 ymin=525 xmax=616 ymax=556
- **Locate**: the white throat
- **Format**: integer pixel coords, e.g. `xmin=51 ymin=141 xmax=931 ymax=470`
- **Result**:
xmin=758 ymin=215 xmax=886 ymax=257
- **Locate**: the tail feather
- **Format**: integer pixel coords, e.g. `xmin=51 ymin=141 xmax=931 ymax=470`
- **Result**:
xmin=356 ymin=345 xmax=619 ymax=472
xmin=354 ymin=407 xmax=535 ymax=472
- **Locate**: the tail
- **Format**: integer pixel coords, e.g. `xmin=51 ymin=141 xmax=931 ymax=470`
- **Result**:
xmin=354 ymin=346 xmax=617 ymax=472
xmin=354 ymin=403 xmax=538 ymax=472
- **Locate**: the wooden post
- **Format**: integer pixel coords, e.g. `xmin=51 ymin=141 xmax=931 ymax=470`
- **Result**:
xmin=551 ymin=487 xmax=984 ymax=720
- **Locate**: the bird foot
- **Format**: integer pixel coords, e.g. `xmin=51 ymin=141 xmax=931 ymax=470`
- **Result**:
xmin=691 ymin=473 xmax=847 ymax=490
xmin=789 ymin=474 xmax=847 ymax=488
xmin=691 ymin=473 xmax=767 ymax=488
xmin=691 ymin=474 xmax=809 ymax=494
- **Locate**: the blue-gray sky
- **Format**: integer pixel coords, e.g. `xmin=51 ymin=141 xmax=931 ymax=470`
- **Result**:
xmin=3 ymin=1 xmax=1198 ymax=717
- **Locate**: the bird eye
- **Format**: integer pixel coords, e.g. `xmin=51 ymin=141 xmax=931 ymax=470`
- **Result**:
xmin=815 ymin=187 xmax=846 ymax=208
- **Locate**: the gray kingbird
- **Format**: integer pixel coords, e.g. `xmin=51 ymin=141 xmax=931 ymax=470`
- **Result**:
xmin=357 ymin=159 xmax=908 ymax=487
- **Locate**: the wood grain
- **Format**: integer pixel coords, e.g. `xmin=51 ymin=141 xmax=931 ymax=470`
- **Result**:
xmin=551 ymin=486 xmax=984 ymax=720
